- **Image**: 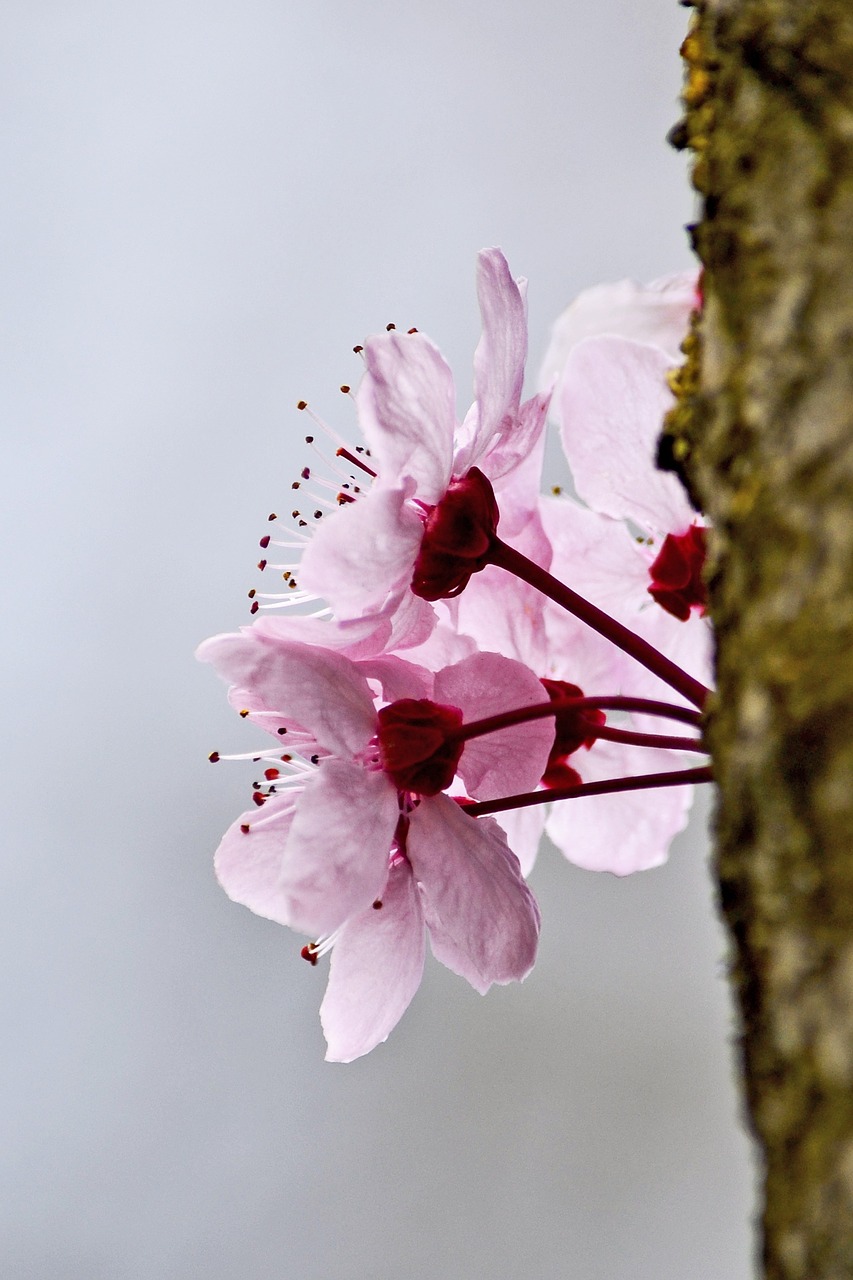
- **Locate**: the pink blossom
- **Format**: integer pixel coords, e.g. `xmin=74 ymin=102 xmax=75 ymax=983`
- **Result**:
xmin=540 ymin=495 xmax=712 ymax=709
xmin=537 ymin=271 xmax=712 ymax=702
xmin=197 ymin=631 xmax=553 ymax=1060
xmin=297 ymin=248 xmax=550 ymax=641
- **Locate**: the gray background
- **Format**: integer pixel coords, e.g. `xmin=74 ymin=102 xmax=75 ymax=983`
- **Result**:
xmin=2 ymin=3 xmax=756 ymax=1277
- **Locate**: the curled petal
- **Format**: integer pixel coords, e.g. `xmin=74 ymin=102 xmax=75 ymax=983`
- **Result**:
xmin=454 ymin=247 xmax=528 ymax=473
xmin=321 ymin=859 xmax=426 ymax=1063
xmin=282 ymin=762 xmax=399 ymax=937
xmin=479 ymin=389 xmax=551 ymax=486
xmin=408 ymin=794 xmax=540 ymax=992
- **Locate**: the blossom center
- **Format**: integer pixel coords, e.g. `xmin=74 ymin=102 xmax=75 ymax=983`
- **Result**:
xmin=377 ymin=698 xmax=465 ymax=796
xmin=539 ymin=678 xmax=606 ymax=789
xmin=647 ymin=524 xmax=708 ymax=621
xmin=410 ymin=467 xmax=499 ymax=601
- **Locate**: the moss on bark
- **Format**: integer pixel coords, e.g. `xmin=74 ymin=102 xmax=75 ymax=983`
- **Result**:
xmin=667 ymin=3 xmax=853 ymax=1276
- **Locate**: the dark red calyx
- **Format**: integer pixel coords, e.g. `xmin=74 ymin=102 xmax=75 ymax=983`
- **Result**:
xmin=539 ymin=678 xmax=605 ymax=789
xmin=410 ymin=467 xmax=499 ymax=601
xmin=377 ymin=698 xmax=464 ymax=796
xmin=541 ymin=760 xmax=583 ymax=790
xmin=647 ymin=524 xmax=708 ymax=621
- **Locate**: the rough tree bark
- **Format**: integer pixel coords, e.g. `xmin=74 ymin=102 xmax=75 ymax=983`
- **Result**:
xmin=662 ymin=3 xmax=853 ymax=1277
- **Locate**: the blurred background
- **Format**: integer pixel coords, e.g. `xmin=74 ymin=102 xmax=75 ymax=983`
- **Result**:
xmin=2 ymin=2 xmax=755 ymax=1277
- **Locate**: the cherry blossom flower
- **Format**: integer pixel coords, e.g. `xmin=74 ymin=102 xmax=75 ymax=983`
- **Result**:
xmin=197 ymin=631 xmax=554 ymax=1060
xmin=198 ymin=261 xmax=717 ymax=1063
xmin=537 ymin=273 xmax=712 ymax=704
xmin=296 ymin=248 xmax=550 ymax=642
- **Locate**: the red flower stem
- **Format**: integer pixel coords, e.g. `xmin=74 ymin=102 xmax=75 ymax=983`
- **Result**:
xmin=566 ymin=695 xmax=702 ymax=726
xmin=488 ymin=537 xmax=710 ymax=710
xmin=587 ymin=724 xmax=705 ymax=753
xmin=453 ymin=695 xmax=703 ymax=743
xmin=462 ymin=765 xmax=714 ymax=818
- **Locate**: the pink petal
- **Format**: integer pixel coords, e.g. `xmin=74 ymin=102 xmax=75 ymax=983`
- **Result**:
xmin=320 ymin=859 xmax=426 ymax=1063
xmin=479 ymin=388 xmax=551 ymax=486
xmin=541 ymin=495 xmax=713 ymax=703
xmin=452 ymin=507 xmax=551 ymax=671
xmin=452 ymin=564 xmax=545 ymax=671
xmin=250 ymin=612 xmax=399 ymax=661
xmin=223 ymin=683 xmax=312 ymax=742
xmin=433 ymin=651 xmax=554 ymax=801
xmin=354 ymin=655 xmax=434 ymax=703
xmin=557 ymin=335 xmax=696 ymax=533
xmin=606 ymin=605 xmax=714 ymax=711
xmin=282 ymin=762 xmax=398 ymax=936
xmin=298 ymin=483 xmax=427 ymax=620
xmin=408 ymin=794 xmax=540 ymax=992
xmin=454 ymin=248 xmax=528 ymax=473
xmin=539 ymin=271 xmax=697 ymax=386
xmin=214 ymin=794 xmax=299 ymax=925
xmin=197 ymin=631 xmax=378 ymax=759
xmin=545 ymin=739 xmax=694 ymax=876
xmin=357 ymin=332 xmax=456 ymax=503
xmin=396 ymin=616 xmax=478 ymax=671
xmin=377 ymin=583 xmax=439 ymax=651
xmin=494 ymin=804 xmax=547 ymax=878
xmin=540 ymin=494 xmax=660 ymax=690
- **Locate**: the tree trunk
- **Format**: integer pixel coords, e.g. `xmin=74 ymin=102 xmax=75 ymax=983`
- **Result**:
xmin=663 ymin=3 xmax=853 ymax=1276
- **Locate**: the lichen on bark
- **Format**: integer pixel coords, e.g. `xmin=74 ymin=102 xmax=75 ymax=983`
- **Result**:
xmin=664 ymin=3 xmax=853 ymax=1277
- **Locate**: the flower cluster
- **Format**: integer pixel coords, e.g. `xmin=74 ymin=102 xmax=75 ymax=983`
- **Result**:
xmin=199 ymin=251 xmax=712 ymax=1061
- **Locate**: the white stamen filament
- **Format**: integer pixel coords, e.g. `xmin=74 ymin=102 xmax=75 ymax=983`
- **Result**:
xmin=301 ymin=403 xmax=353 ymax=452
xmin=265 ymin=531 xmax=311 ymax=548
xmin=255 ymin=592 xmax=321 ymax=610
xmin=214 ymin=748 xmax=295 ymax=764
xmin=308 ymin=926 xmax=344 ymax=959
xmin=243 ymin=797 xmax=302 ymax=830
